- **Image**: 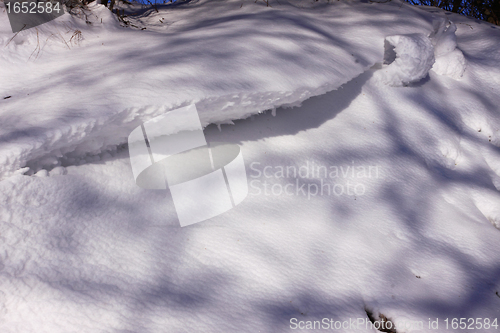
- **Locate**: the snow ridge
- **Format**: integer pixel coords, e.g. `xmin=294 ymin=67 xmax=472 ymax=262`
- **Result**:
xmin=431 ymin=20 xmax=467 ymax=79
xmin=375 ymin=33 xmax=435 ymax=87
xmin=375 ymin=17 xmax=467 ymax=87
xmin=0 ymin=0 xmax=443 ymax=179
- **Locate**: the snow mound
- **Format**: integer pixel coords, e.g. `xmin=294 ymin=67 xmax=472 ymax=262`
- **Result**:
xmin=431 ymin=20 xmax=467 ymax=79
xmin=376 ymin=34 xmax=435 ymax=87
xmin=0 ymin=0 xmax=443 ymax=179
xmin=2 ymin=3 xmax=500 ymax=332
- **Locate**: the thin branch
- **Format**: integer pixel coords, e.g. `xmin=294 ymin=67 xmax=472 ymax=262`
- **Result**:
xmin=145 ymin=0 xmax=159 ymax=12
xmin=5 ymin=24 xmax=27 ymax=47
xmin=29 ymin=28 xmax=41 ymax=60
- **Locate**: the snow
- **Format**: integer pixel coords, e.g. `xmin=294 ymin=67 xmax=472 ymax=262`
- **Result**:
xmin=431 ymin=20 xmax=467 ymax=79
xmin=375 ymin=33 xmax=435 ymax=86
xmin=1 ymin=0 xmax=500 ymax=332
xmin=0 ymin=0 xmax=442 ymax=179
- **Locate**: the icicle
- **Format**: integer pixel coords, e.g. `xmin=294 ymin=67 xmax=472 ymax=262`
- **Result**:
xmin=271 ymin=108 xmax=276 ymax=117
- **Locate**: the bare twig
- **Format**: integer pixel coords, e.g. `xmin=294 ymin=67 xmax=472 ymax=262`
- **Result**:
xmin=59 ymin=32 xmax=71 ymax=49
xmin=5 ymin=24 xmax=27 ymax=47
xmin=69 ymin=29 xmax=83 ymax=46
xmin=28 ymin=28 xmax=41 ymax=60
xmin=41 ymin=33 xmax=56 ymax=53
xmin=458 ymin=22 xmax=473 ymax=29
xmin=145 ymin=0 xmax=159 ymax=12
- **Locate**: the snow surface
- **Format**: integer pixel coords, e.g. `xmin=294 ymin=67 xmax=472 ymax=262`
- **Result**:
xmin=1 ymin=0 xmax=500 ymax=332
xmin=0 ymin=0 xmax=450 ymax=178
xmin=375 ymin=33 xmax=435 ymax=86
xmin=431 ymin=20 xmax=467 ymax=79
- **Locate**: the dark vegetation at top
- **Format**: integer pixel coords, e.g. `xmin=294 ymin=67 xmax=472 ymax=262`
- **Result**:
xmin=62 ymin=0 xmax=499 ymax=26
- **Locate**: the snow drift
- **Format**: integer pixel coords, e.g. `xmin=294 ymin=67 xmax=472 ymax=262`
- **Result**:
xmin=1 ymin=1 xmax=500 ymax=332
xmin=0 ymin=0 xmax=452 ymax=179
xmin=376 ymin=33 xmax=435 ymax=86
xmin=431 ymin=20 xmax=467 ymax=79
xmin=376 ymin=18 xmax=467 ymax=87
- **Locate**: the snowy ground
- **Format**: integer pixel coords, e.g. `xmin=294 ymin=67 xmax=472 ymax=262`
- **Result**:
xmin=1 ymin=0 xmax=500 ymax=332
